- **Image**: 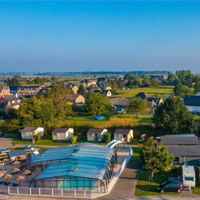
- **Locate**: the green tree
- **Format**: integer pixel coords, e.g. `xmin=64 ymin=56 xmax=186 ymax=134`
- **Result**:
xmin=127 ymin=97 xmax=147 ymax=116
xmin=46 ymin=83 xmax=72 ymax=117
xmin=78 ymin=84 xmax=86 ymax=96
xmin=153 ymin=96 xmax=194 ymax=133
xmin=6 ymin=77 xmax=21 ymax=86
xmin=140 ymin=137 xmax=174 ymax=181
xmin=17 ymin=96 xmax=56 ymax=126
xmin=85 ymin=93 xmax=111 ymax=116
xmin=194 ymin=81 xmax=200 ymax=94
xmin=124 ymin=73 xmax=132 ymax=80
xmin=173 ymin=83 xmax=194 ymax=97
xmin=112 ymin=81 xmax=118 ymax=90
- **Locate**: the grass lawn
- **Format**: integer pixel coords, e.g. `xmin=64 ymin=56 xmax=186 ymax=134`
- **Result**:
xmin=135 ymin=167 xmax=181 ymax=196
xmin=61 ymin=114 xmax=153 ymax=128
xmin=130 ymin=138 xmax=138 ymax=145
xmin=192 ymin=167 xmax=200 ymax=194
xmin=132 ymin=147 xmax=140 ymax=159
xmin=112 ymin=86 xmax=174 ymax=98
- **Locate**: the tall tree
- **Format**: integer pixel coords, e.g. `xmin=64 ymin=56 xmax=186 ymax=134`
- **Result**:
xmin=78 ymin=84 xmax=86 ymax=96
xmin=173 ymin=83 xmax=194 ymax=97
xmin=6 ymin=77 xmax=21 ymax=86
xmin=85 ymin=93 xmax=111 ymax=116
xmin=127 ymin=97 xmax=147 ymax=116
xmin=140 ymin=137 xmax=174 ymax=180
xmin=153 ymin=96 xmax=194 ymax=133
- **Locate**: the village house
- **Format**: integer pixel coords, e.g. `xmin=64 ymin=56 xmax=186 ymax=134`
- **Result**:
xmin=136 ymin=92 xmax=151 ymax=100
xmin=9 ymin=85 xmax=41 ymax=95
xmin=87 ymin=128 xmax=107 ymax=142
xmin=71 ymin=85 xmax=79 ymax=94
xmin=0 ymin=99 xmax=10 ymax=114
xmin=21 ymin=127 xmax=44 ymax=140
xmin=4 ymin=95 xmax=21 ymax=110
xmin=97 ymin=77 xmax=107 ymax=84
xmin=52 ymin=127 xmax=74 ymax=142
xmin=110 ymin=97 xmax=129 ymax=113
xmin=67 ymin=94 xmax=85 ymax=105
xmin=161 ymin=134 xmax=200 ymax=166
xmin=114 ymin=129 xmax=133 ymax=143
xmin=0 ymin=82 xmax=10 ymax=96
xmin=102 ymin=90 xmax=112 ymax=97
xmin=184 ymin=95 xmax=200 ymax=114
xmin=80 ymin=79 xmax=96 ymax=88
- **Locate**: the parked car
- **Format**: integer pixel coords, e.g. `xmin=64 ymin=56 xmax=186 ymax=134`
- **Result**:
xmin=156 ymin=180 xmax=183 ymax=193
xmin=17 ymin=132 xmax=21 ymax=138
xmin=155 ymin=137 xmax=161 ymax=142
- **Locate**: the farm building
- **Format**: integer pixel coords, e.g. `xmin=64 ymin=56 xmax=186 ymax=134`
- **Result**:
xmin=52 ymin=127 xmax=74 ymax=142
xmin=21 ymin=127 xmax=44 ymax=140
xmin=87 ymin=128 xmax=107 ymax=142
xmin=114 ymin=129 xmax=133 ymax=143
xmin=30 ymin=143 xmax=117 ymax=190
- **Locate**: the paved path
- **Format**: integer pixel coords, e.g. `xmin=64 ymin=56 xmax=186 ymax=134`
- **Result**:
xmin=97 ymin=158 xmax=141 ymax=200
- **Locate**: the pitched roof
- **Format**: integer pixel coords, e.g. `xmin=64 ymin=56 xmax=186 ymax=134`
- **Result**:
xmin=166 ymin=145 xmax=200 ymax=157
xmin=0 ymin=99 xmax=9 ymax=108
xmin=184 ymin=96 xmax=200 ymax=107
xmin=22 ymin=127 xmax=38 ymax=132
xmin=147 ymin=97 xmax=162 ymax=104
xmin=114 ymin=129 xmax=132 ymax=135
xmin=53 ymin=127 xmax=71 ymax=132
xmin=136 ymin=92 xmax=151 ymax=99
xmin=109 ymin=97 xmax=128 ymax=107
xmin=87 ymin=128 xmax=105 ymax=134
xmin=7 ymin=149 xmax=27 ymax=159
xmin=161 ymin=134 xmax=199 ymax=145
xmin=67 ymin=94 xmax=83 ymax=101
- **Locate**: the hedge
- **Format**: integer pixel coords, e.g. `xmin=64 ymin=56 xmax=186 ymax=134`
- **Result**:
xmin=0 ymin=125 xmax=23 ymax=133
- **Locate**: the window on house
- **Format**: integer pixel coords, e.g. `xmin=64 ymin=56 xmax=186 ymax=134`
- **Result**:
xmin=88 ymin=134 xmax=93 ymax=137
xmin=54 ymin=133 xmax=57 ymax=137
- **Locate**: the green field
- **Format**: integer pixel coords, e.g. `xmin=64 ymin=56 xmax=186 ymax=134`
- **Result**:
xmin=113 ymin=86 xmax=174 ymax=98
xmin=135 ymin=167 xmax=181 ymax=196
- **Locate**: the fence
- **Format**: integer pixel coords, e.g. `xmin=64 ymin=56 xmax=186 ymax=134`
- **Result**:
xmin=0 ymin=147 xmax=132 ymax=199
xmin=0 ymin=185 xmax=94 ymax=198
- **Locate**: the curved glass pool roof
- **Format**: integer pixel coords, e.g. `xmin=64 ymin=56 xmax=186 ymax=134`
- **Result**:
xmin=33 ymin=143 xmax=115 ymax=181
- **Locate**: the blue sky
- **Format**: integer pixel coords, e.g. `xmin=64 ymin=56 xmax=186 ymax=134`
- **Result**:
xmin=0 ymin=1 xmax=200 ymax=73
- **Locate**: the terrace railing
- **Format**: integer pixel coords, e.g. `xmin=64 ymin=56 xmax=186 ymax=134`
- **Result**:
xmin=0 ymin=185 xmax=99 ymax=198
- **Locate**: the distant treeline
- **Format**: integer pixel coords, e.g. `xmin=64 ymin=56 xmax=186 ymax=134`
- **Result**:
xmin=0 ymin=71 xmax=169 ymax=76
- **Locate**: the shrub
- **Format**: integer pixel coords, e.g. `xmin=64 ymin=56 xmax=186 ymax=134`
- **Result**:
xmin=70 ymin=135 xmax=77 ymax=144
xmin=103 ymin=133 xmax=111 ymax=143
xmin=0 ymin=125 xmax=23 ymax=133
xmin=37 ymin=133 xmax=42 ymax=141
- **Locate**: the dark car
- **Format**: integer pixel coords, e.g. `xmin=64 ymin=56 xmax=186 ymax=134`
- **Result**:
xmin=156 ymin=180 xmax=183 ymax=193
xmin=17 ymin=132 xmax=21 ymax=138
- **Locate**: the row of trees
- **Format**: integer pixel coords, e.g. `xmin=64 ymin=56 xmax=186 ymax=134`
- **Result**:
xmin=124 ymin=70 xmax=200 ymax=97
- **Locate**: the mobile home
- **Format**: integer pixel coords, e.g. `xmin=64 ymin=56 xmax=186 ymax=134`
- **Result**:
xmin=182 ymin=165 xmax=195 ymax=188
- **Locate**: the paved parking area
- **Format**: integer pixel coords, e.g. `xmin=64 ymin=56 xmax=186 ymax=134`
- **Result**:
xmin=97 ymin=158 xmax=141 ymax=200
xmin=0 ymin=138 xmax=13 ymax=149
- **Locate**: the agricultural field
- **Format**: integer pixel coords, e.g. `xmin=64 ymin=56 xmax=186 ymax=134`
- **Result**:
xmin=113 ymin=86 xmax=174 ymax=98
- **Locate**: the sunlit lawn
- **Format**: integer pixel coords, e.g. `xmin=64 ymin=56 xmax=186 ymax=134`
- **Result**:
xmin=113 ymin=86 xmax=174 ymax=98
xmin=135 ymin=167 xmax=181 ymax=196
